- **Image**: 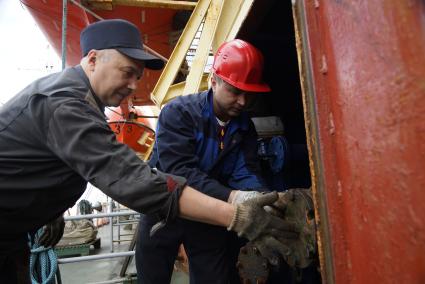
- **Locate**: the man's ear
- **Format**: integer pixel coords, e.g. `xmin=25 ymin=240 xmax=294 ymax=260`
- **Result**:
xmin=86 ymin=50 xmax=97 ymax=70
xmin=211 ymin=74 xmax=217 ymax=91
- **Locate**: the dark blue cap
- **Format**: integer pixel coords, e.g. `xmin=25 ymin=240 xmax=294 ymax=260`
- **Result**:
xmin=80 ymin=19 xmax=164 ymax=70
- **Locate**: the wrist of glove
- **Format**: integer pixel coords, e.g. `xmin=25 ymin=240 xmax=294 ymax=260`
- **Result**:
xmin=227 ymin=192 xmax=299 ymax=241
xmin=231 ymin=190 xmax=261 ymax=205
xmin=38 ymin=215 xmax=65 ymax=248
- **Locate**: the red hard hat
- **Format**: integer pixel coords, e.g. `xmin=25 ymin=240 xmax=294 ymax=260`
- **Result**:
xmin=212 ymin=39 xmax=270 ymax=93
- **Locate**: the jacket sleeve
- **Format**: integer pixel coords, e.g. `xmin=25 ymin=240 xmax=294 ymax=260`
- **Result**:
xmin=227 ymin=121 xmax=267 ymax=191
xmin=152 ymin=103 xmax=232 ymax=201
xmin=45 ymin=97 xmax=186 ymax=223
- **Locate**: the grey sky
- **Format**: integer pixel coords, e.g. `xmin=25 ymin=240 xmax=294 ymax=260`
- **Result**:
xmin=0 ymin=0 xmax=61 ymax=105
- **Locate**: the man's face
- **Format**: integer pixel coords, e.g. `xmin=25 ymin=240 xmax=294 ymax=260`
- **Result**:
xmin=87 ymin=49 xmax=144 ymax=107
xmin=211 ymin=75 xmax=256 ymax=121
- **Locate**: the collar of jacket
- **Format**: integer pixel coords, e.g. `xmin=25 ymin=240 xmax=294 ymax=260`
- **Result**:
xmin=73 ymin=65 xmax=106 ymax=116
xmin=202 ymin=88 xmax=250 ymax=136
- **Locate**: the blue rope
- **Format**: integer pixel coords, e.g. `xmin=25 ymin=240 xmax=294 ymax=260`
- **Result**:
xmin=29 ymin=229 xmax=58 ymax=284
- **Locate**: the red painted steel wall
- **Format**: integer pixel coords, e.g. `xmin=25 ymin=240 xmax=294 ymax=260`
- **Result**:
xmin=302 ymin=1 xmax=425 ymax=283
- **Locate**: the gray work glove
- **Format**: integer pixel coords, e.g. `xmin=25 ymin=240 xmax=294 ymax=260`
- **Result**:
xmin=231 ymin=190 xmax=275 ymax=214
xmin=261 ymin=188 xmax=317 ymax=268
xmin=230 ymin=190 xmax=261 ymax=205
xmin=251 ymin=235 xmax=292 ymax=266
xmin=228 ymin=192 xmax=299 ymax=241
xmin=38 ymin=215 xmax=65 ymax=248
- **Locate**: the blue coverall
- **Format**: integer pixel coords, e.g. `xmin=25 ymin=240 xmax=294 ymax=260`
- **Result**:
xmin=136 ymin=89 xmax=266 ymax=284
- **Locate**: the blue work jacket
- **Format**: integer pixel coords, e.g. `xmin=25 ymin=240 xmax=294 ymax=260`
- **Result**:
xmin=149 ymin=89 xmax=266 ymax=201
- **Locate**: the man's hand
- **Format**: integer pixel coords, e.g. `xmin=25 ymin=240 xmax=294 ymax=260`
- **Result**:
xmin=248 ymin=188 xmax=317 ymax=269
xmin=38 ymin=215 xmax=65 ymax=248
xmin=229 ymin=190 xmax=261 ymax=205
xmin=229 ymin=190 xmax=280 ymax=216
xmin=227 ymin=192 xmax=299 ymax=241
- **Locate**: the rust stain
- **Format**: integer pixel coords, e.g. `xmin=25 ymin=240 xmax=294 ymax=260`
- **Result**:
xmin=328 ymin=112 xmax=335 ymax=135
xmin=320 ymin=54 xmax=328 ymax=74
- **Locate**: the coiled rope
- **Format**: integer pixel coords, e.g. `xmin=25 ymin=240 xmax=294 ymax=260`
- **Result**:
xmin=29 ymin=229 xmax=58 ymax=284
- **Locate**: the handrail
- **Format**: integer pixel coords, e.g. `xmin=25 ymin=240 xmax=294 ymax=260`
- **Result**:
xmin=64 ymin=211 xmax=138 ymax=221
xmin=57 ymin=251 xmax=135 ymax=264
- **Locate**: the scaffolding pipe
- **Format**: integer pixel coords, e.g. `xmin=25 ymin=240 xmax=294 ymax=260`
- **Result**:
xmin=87 ymin=277 xmax=137 ymax=284
xmin=61 ymin=0 xmax=68 ymax=70
xmin=64 ymin=211 xmax=138 ymax=221
xmin=69 ymin=0 xmax=103 ymax=20
xmin=57 ymin=251 xmax=135 ymax=264
xmin=109 ymin=200 xmax=114 ymax=253
xmin=89 ymin=0 xmax=196 ymax=10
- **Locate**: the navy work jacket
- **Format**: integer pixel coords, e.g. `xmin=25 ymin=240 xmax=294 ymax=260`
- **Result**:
xmin=149 ymin=89 xmax=265 ymax=201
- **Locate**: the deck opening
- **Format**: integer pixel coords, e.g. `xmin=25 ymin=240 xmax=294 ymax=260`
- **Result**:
xmin=237 ymin=0 xmax=322 ymax=282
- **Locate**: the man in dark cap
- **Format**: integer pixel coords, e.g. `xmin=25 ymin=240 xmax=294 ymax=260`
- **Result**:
xmin=0 ymin=19 xmax=298 ymax=283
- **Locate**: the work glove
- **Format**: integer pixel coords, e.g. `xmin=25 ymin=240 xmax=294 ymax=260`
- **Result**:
xmin=38 ymin=215 xmax=65 ymax=248
xmin=261 ymin=188 xmax=316 ymax=268
xmin=251 ymin=235 xmax=292 ymax=266
xmin=228 ymin=192 xmax=299 ymax=241
xmin=230 ymin=190 xmax=261 ymax=205
xmin=230 ymin=190 xmax=277 ymax=215
xmin=237 ymin=236 xmax=292 ymax=283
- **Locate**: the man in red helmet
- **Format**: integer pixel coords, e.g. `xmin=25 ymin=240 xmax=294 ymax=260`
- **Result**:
xmin=136 ymin=39 xmax=291 ymax=284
